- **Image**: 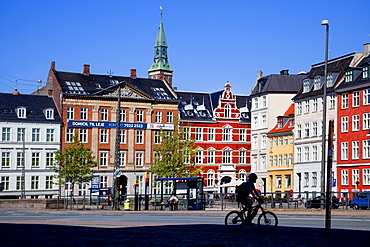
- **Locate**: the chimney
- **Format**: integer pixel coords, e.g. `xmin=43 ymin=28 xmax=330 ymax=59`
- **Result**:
xmin=364 ymin=43 xmax=370 ymax=57
xmin=83 ymin=64 xmax=90 ymax=76
xmin=256 ymin=70 xmax=263 ymax=80
xmin=51 ymin=61 xmax=56 ymax=71
xmin=280 ymin=69 xmax=289 ymax=75
xmin=130 ymin=69 xmax=137 ymax=79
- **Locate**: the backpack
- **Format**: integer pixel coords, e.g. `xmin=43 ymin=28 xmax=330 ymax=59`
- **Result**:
xmin=235 ymin=182 xmax=249 ymax=201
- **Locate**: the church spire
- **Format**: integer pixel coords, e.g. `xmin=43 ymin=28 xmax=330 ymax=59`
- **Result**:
xmin=148 ymin=6 xmax=173 ymax=87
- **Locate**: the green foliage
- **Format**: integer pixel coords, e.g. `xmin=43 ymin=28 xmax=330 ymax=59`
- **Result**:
xmin=150 ymin=117 xmax=203 ymax=178
xmin=53 ymin=135 xmax=97 ymax=196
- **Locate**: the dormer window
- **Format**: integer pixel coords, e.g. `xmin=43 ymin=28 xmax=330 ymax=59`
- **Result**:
xmin=45 ymin=109 xmax=54 ymax=120
xmin=363 ymin=66 xmax=369 ymax=79
xmin=314 ymin=77 xmax=321 ymax=90
xmin=303 ymin=79 xmax=310 ymax=93
xmin=345 ymin=70 xmax=353 ymax=82
xmin=277 ymin=118 xmax=283 ymax=128
xmin=17 ymin=107 xmax=26 ymax=118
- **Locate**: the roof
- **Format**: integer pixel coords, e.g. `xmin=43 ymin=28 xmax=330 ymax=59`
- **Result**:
xmin=0 ymin=93 xmax=61 ymax=122
xmin=251 ymin=74 xmax=306 ymax=96
xmin=267 ymin=104 xmax=294 ymax=135
xmin=54 ymin=71 xmax=178 ymax=102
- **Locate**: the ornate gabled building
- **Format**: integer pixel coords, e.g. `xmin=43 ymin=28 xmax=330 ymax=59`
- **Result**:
xmin=177 ymin=83 xmax=251 ymax=193
xmin=0 ymin=91 xmax=61 ymax=199
xmin=292 ymin=50 xmax=364 ymax=195
xmin=335 ymin=44 xmax=370 ymax=197
xmin=250 ymin=70 xmax=305 ymax=193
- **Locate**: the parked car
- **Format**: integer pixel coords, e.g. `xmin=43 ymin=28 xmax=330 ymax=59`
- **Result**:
xmin=305 ymin=196 xmax=339 ymax=209
xmin=349 ymin=192 xmax=370 ymax=210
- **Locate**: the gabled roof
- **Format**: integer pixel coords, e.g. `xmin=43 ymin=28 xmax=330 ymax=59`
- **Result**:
xmin=0 ymin=93 xmax=61 ymax=122
xmin=336 ymin=54 xmax=370 ymax=91
xmin=251 ymin=74 xmax=306 ymax=96
xmin=54 ymin=71 xmax=178 ymax=102
xmin=267 ymin=104 xmax=294 ymax=136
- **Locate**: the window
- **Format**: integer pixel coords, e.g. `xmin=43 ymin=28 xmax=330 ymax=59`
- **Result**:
xmin=32 ymin=128 xmax=40 ymax=142
xmin=100 ymin=129 xmax=108 ymax=143
xmin=352 ymin=115 xmax=360 ymax=131
xmin=273 ymin=155 xmax=277 ymax=166
xmin=45 ymin=152 xmax=54 ymax=167
xmin=303 ymin=79 xmax=310 ymax=92
xmin=240 ymin=150 xmax=246 ymax=164
xmin=195 ymin=128 xmax=203 ymax=141
xmin=135 ymin=152 xmax=144 ymax=166
xmin=1 ymin=152 xmax=10 ymax=167
xmin=17 ymin=107 xmax=26 ymax=118
xmin=262 ymin=115 xmax=267 ymax=127
xmin=16 ymin=176 xmax=21 ymax=190
xmin=297 ymin=102 xmax=302 ymax=115
xmin=254 ymin=98 xmax=258 ymax=109
xmin=101 ymin=108 xmax=108 ymax=121
xmin=313 ymin=98 xmax=318 ymax=112
xmin=353 ymin=91 xmax=360 ymax=107
xmin=329 ymin=95 xmax=335 ymax=109
xmin=276 ymin=176 xmax=282 ymax=189
xmin=120 ymin=109 xmax=126 ymax=122
xmin=352 ymin=169 xmax=359 ymax=185
xmin=364 ymin=113 xmax=370 ymax=130
xmin=66 ymin=107 xmax=74 ymax=120
xmin=345 ymin=70 xmax=353 ymax=82
xmin=314 ymin=76 xmax=321 ymax=90
xmin=166 ymin=112 xmax=173 ymax=123
xmin=222 ymin=126 xmax=232 ymax=141
xmin=119 ymin=129 xmax=126 ymax=143
xmin=155 ymin=111 xmax=162 ymax=123
xmin=312 ymin=172 xmax=317 ymax=187
xmin=364 ymin=139 xmax=370 ymax=159
xmin=195 ymin=149 xmax=203 ymax=164
xmin=99 ymin=152 xmax=108 ymax=166
xmin=136 ymin=110 xmax=144 ymax=122
xmin=1 ymin=177 xmax=10 ymax=190
xmin=304 ymin=172 xmax=309 ymax=187
xmin=278 ymin=154 xmax=282 ymax=166
xmin=288 ymin=153 xmax=293 ymax=165
xmin=296 ymin=147 xmax=302 ymax=162
xmin=45 ymin=176 xmax=53 ymax=189
xmin=285 ymin=175 xmax=291 ymax=188
xmin=352 ymin=141 xmax=359 ymax=159
xmin=262 ymin=96 xmax=267 ymax=107
xmin=183 ymin=127 xmax=191 ymax=139
xmin=342 ymin=94 xmax=348 ymax=109
xmin=17 ymin=152 xmax=24 ymax=167
xmin=239 ymin=129 xmax=246 ymax=142
xmin=45 ymin=108 xmax=54 ymax=120
xmin=304 ymin=100 xmax=309 ymax=113
xmin=154 ymin=131 xmax=161 ymax=144
xmin=341 ymin=142 xmax=348 ymax=160
xmin=261 ymin=134 xmax=267 ymax=149
xmin=313 ymin=146 xmax=318 ymax=161
xmin=2 ymin=127 xmax=10 ymax=141
xmin=341 ymin=117 xmax=348 ymax=132
xmin=31 ymin=176 xmax=39 ymax=189
xmin=312 ymin=122 xmax=318 ymax=136
xmin=341 ymin=169 xmax=348 ymax=185
xmin=66 ymin=128 xmax=74 ymax=142
xmin=207 ymin=171 xmax=215 ymax=187
xmin=364 ymin=169 xmax=370 ymax=185
xmin=32 ymin=152 xmax=40 ymax=167
xmin=222 ymin=148 xmax=232 ymax=164
xmin=269 ymin=156 xmax=273 ymax=167
xmin=304 ymin=146 xmax=310 ymax=161
xmin=224 ymin=104 xmax=231 ymax=118
xmin=252 ymin=135 xmax=258 ymax=150
xmin=79 ymin=129 xmax=87 ymax=143
xmin=208 ymin=128 xmax=214 ymax=141
xmin=136 ymin=130 xmax=143 ymax=144
xmin=119 ymin=152 xmax=126 ymax=166
xmin=364 ymin=89 xmax=370 ymax=105
xmin=208 ymin=148 xmax=215 ymax=164
xmin=100 ymin=176 xmax=108 ymax=188
xmin=296 ymin=124 xmax=302 ymax=138
xmin=364 ymin=66 xmax=369 ymax=79
xmin=80 ymin=107 xmax=88 ymax=120
xmin=304 ymin=123 xmax=310 ymax=138
xmin=17 ymin=128 xmax=25 ymax=142
xmin=46 ymin=129 xmax=55 ymax=142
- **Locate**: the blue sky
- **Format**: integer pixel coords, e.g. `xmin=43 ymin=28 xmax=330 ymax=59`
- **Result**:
xmin=0 ymin=0 xmax=369 ymax=95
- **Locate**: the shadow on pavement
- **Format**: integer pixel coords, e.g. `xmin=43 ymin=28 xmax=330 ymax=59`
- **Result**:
xmin=0 ymin=223 xmax=368 ymax=247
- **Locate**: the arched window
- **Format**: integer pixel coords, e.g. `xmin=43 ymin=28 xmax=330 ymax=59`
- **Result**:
xmin=224 ymin=104 xmax=231 ymax=118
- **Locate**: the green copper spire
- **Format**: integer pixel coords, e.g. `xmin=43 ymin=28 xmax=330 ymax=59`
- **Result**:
xmin=148 ymin=10 xmax=173 ymax=72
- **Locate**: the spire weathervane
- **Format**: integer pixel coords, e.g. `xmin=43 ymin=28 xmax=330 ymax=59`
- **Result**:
xmin=160 ymin=6 xmax=163 ymax=18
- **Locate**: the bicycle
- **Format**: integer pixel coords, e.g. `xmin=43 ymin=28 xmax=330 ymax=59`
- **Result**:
xmin=225 ymin=200 xmax=278 ymax=232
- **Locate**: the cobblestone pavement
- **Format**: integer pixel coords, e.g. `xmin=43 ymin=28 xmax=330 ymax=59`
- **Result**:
xmin=0 ymin=209 xmax=369 ymax=247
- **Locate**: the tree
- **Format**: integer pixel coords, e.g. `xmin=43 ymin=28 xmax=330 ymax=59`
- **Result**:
xmin=53 ymin=135 xmax=97 ymax=206
xmin=150 ymin=117 xmax=203 ymax=178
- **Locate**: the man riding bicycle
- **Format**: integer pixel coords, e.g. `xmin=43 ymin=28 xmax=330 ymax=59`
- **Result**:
xmin=236 ymin=173 xmax=263 ymax=226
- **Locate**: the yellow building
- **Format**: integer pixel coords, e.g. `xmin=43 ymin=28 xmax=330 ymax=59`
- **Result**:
xmin=267 ymin=104 xmax=294 ymax=195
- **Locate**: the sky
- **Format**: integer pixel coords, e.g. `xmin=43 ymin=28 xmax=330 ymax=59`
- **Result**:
xmin=0 ymin=0 xmax=369 ymax=95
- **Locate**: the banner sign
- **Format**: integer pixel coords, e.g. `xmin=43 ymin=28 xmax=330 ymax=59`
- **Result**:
xmin=67 ymin=121 xmax=174 ymax=130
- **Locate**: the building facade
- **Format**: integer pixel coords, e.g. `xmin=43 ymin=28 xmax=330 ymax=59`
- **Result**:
xmin=0 ymin=92 xmax=61 ymax=199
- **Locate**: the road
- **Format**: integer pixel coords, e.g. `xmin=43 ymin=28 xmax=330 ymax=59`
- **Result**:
xmin=0 ymin=209 xmax=369 ymax=246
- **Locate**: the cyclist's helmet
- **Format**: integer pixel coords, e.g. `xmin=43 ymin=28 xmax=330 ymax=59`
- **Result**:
xmin=248 ymin=173 xmax=258 ymax=183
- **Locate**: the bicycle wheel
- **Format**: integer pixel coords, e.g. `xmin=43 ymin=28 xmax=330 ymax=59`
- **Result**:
xmin=257 ymin=211 xmax=278 ymax=232
xmin=225 ymin=211 xmax=244 ymax=231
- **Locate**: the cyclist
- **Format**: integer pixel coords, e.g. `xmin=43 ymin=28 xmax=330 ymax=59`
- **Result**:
xmin=236 ymin=173 xmax=263 ymax=226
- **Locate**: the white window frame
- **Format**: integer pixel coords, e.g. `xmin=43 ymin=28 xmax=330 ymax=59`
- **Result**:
xmin=352 ymin=141 xmax=359 ymax=160
xmin=342 ymin=93 xmax=348 ymax=109
xmin=66 ymin=107 xmax=74 ymax=120
xmin=352 ymin=115 xmax=360 ymax=131
xmin=136 ymin=130 xmax=144 ymax=144
xmin=341 ymin=142 xmax=348 ymax=160
xmin=341 ymin=116 xmax=348 ymax=132
xmin=155 ymin=111 xmax=162 ymax=123
xmin=101 ymin=108 xmax=108 ymax=121
xmin=80 ymin=107 xmax=88 ymax=120
xmin=353 ymin=91 xmax=360 ymax=107
xmin=100 ymin=129 xmax=108 ymax=143
xmin=341 ymin=169 xmax=348 ymax=185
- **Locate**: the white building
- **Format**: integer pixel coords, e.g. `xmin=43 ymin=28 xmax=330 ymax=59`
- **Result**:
xmin=0 ymin=91 xmax=61 ymax=199
xmin=250 ymin=70 xmax=305 ymax=193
